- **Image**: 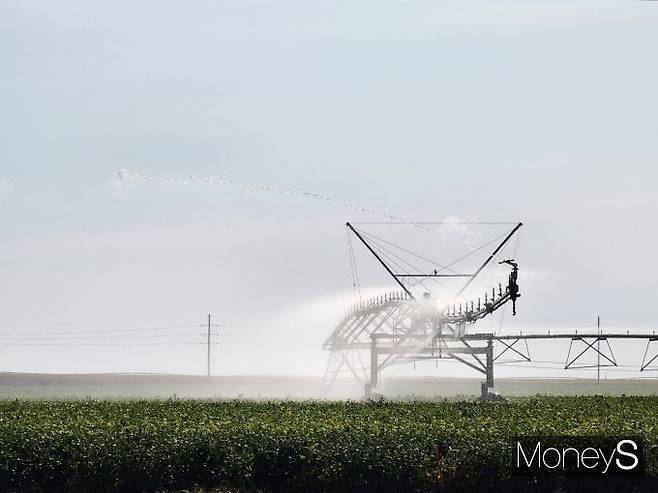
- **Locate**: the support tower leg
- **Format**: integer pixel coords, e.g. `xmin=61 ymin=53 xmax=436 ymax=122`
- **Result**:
xmin=366 ymin=336 xmax=378 ymax=398
xmin=486 ymin=337 xmax=494 ymax=389
xmin=481 ymin=337 xmax=499 ymax=400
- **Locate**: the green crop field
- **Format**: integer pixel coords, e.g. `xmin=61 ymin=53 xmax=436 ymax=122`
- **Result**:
xmin=0 ymin=397 xmax=656 ymax=492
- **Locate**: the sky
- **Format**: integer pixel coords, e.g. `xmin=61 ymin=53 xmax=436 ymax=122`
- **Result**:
xmin=1 ymin=0 xmax=658 ymax=379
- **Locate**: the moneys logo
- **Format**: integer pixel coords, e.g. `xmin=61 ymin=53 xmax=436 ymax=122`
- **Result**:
xmin=512 ymin=437 xmax=643 ymax=476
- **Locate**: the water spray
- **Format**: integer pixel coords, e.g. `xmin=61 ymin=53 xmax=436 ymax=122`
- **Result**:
xmin=115 ymin=168 xmax=427 ymax=229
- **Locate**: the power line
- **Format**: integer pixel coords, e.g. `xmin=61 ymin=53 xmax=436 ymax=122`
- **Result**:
xmin=0 ymin=342 xmax=207 ymax=346
xmin=0 ymin=325 xmax=198 ymax=337
xmin=0 ymin=323 xmax=305 ymax=338
xmin=0 ymin=333 xmax=202 ymax=340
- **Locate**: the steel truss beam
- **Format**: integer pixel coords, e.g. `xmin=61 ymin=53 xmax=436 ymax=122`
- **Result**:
xmin=495 ymin=337 xmax=531 ymax=363
xmin=366 ymin=333 xmax=494 ymax=397
xmin=564 ymin=336 xmax=617 ymax=370
xmin=326 ymin=316 xmax=658 ymax=398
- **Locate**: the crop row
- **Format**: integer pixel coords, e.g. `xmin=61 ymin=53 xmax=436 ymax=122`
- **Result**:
xmin=0 ymin=396 xmax=657 ymax=492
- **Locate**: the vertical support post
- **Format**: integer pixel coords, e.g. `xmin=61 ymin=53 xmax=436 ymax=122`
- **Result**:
xmin=486 ymin=336 xmax=494 ymax=390
xmin=201 ymin=315 xmax=219 ymax=376
xmin=367 ymin=335 xmax=378 ymax=397
xmin=482 ymin=336 xmax=495 ymax=399
xmin=597 ymin=316 xmax=601 ymax=383
xmin=207 ymin=313 xmax=211 ymax=377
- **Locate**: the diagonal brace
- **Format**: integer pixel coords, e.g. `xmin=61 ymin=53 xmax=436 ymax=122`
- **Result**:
xmin=450 ymin=354 xmax=486 ymax=375
xmin=565 ymin=337 xmax=617 ymax=369
xmin=640 ymin=337 xmax=658 ymax=371
xmin=495 ymin=338 xmax=531 ymax=362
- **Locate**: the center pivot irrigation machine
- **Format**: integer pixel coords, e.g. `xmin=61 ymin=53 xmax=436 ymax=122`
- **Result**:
xmin=322 ymin=221 xmax=658 ymax=400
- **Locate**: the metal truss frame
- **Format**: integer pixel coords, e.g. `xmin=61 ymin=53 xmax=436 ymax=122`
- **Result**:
xmin=564 ymin=336 xmax=617 ymax=370
xmin=494 ymin=337 xmax=531 ymax=363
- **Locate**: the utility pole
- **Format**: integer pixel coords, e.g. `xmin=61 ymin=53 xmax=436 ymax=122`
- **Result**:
xmin=207 ymin=314 xmax=211 ymax=377
xmin=597 ymin=316 xmax=601 ymax=383
xmin=201 ymin=314 xmax=220 ymax=377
